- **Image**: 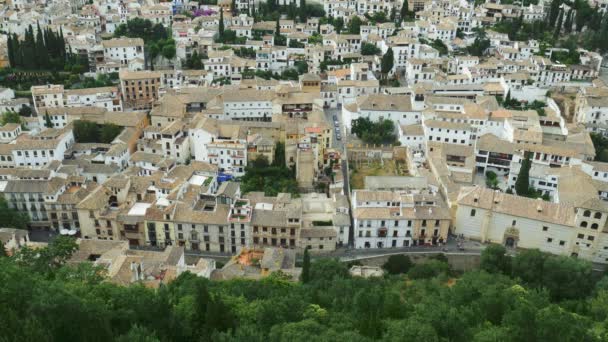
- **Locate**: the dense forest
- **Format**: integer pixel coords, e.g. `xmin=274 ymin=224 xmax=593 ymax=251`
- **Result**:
xmin=2 ymin=238 xmax=608 ymax=341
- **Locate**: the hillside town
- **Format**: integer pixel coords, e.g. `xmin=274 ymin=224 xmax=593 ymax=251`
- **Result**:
xmin=2 ymin=0 xmax=608 ymax=284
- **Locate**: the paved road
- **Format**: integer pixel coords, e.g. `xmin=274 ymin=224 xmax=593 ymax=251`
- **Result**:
xmin=323 ymin=107 xmax=344 ymax=150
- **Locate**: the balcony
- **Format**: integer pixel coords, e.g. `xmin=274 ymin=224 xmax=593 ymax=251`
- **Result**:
xmin=377 ymin=227 xmax=388 ymax=238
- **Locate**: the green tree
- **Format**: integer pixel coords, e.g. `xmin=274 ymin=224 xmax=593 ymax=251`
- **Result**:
xmin=35 ymin=22 xmax=49 ymax=69
xmin=400 ymin=0 xmax=409 ymax=21
xmin=219 ymin=10 xmax=225 ymax=39
xmin=161 ymin=43 xmax=176 ymax=60
xmin=73 ymin=120 xmax=100 ymax=143
xmin=1 ymin=111 xmax=22 ymax=125
xmin=351 ymin=117 xmax=398 ymax=145
xmin=334 ymin=17 xmax=344 ymax=33
xmin=116 ymin=325 xmax=160 ymax=342
xmin=299 ymin=0 xmax=307 ymax=23
xmin=384 ymin=319 xmax=440 ymax=341
xmin=472 ymin=323 xmax=510 ymax=342
xmin=354 ymin=287 xmax=384 ymax=338
xmin=480 ymin=244 xmax=510 ymax=274
xmin=553 ymin=9 xmax=564 ymax=40
xmin=407 ymin=259 xmax=449 ymax=279
xmin=381 ymin=47 xmax=394 ymax=78
xmin=536 ymin=304 xmax=594 ymax=341
xmin=99 ymin=123 xmax=123 ymax=143
xmin=361 ymin=42 xmax=381 ymax=55
xmin=347 ymin=16 xmax=363 ymax=34
xmin=511 ymin=248 xmax=546 ymax=286
xmin=205 ymin=295 xmax=236 ymax=334
xmin=0 ymin=197 xmax=29 ymax=230
xmin=44 ymin=113 xmax=53 ymax=128
xmin=382 ymin=254 xmax=413 ymax=275
xmin=515 ymin=154 xmax=531 ymax=196
xmin=431 ymin=39 xmax=448 ymax=55
xmin=301 ymin=247 xmax=311 ymax=283
xmin=541 ymin=255 xmax=593 ymax=300
xmin=186 ymin=51 xmax=203 ymax=69
xmin=272 ymin=142 xmax=286 ymax=167
xmin=309 ymin=258 xmax=349 ymax=282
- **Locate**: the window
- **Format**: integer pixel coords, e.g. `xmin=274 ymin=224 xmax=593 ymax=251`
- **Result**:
xmin=470 ymin=209 xmax=476 ymax=217
xmin=542 ymin=226 xmax=548 ymax=231
xmin=546 ymin=238 xmax=553 ymax=243
xmin=559 ymin=240 xmax=565 ymax=246
xmin=588 ymin=236 xmax=595 ymax=241
xmin=581 ymin=221 xmax=588 ymax=228
xmin=512 ymin=220 xmax=516 ymax=226
xmin=578 ymin=233 xmax=584 ymax=239
xmin=594 ymin=212 xmax=602 ymax=219
xmin=592 ymin=223 xmax=599 ymax=230
xmin=583 ymin=210 xmax=591 ymax=217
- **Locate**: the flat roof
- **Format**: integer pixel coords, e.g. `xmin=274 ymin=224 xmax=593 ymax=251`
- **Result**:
xmin=128 ymin=202 xmax=152 ymax=216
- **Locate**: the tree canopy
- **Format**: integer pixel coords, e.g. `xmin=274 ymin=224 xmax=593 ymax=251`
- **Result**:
xmin=8 ymin=24 xmax=87 ymax=73
xmin=73 ymin=120 xmax=123 ymax=144
xmin=1 ymin=244 xmax=608 ymax=341
xmin=351 ymin=117 xmax=398 ymax=146
xmin=0 ymin=197 xmax=29 ymax=230
xmin=240 ymin=143 xmax=299 ymax=196
xmin=114 ymin=18 xmax=176 ymax=63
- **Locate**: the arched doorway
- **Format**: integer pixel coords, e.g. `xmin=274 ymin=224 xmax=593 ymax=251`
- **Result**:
xmin=505 ymin=237 xmax=515 ymax=248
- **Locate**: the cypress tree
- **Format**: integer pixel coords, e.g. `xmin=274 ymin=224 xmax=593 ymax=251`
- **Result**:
xmin=381 ymin=47 xmax=394 ymax=78
xmin=7 ymin=34 xmax=14 ymax=68
xmin=11 ymin=33 xmax=21 ymax=68
xmin=301 ymin=247 xmax=310 ymax=283
xmin=515 ymin=154 xmax=532 ymax=197
xmin=564 ymin=9 xmax=573 ymax=33
xmin=219 ymin=10 xmax=225 ymax=40
xmin=23 ymin=25 xmax=37 ymax=69
xmin=45 ymin=114 xmax=53 ymax=128
xmin=58 ymin=27 xmax=66 ymax=59
xmin=299 ymin=0 xmax=306 ymax=23
xmin=275 ymin=17 xmax=280 ymax=37
xmin=553 ymin=9 xmax=564 ymax=40
xmin=400 ymin=0 xmax=409 ymax=21
xmin=35 ymin=22 xmax=48 ymax=69
xmin=548 ymin=0 xmax=561 ymax=27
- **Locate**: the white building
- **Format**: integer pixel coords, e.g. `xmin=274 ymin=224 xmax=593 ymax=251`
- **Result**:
xmin=222 ymin=89 xmax=274 ymax=122
xmin=455 ymin=185 xmax=608 ymax=264
xmin=352 ymin=189 xmax=450 ymax=249
xmin=342 ymin=94 xmax=420 ymax=132
xmin=102 ymin=37 xmax=145 ymax=66
xmin=11 ymin=129 xmax=75 ymax=168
